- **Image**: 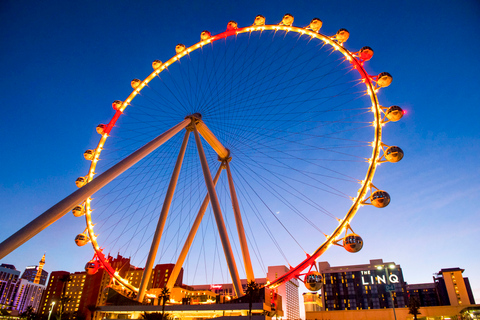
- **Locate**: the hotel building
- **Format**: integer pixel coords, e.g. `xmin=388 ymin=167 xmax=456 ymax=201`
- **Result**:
xmin=39 ymin=270 xmax=70 ymax=316
xmin=0 ymin=264 xmax=20 ymax=310
xmin=11 ymin=279 xmax=45 ymax=313
xmin=0 ymin=257 xmax=46 ymax=314
xmin=318 ymin=259 xmax=407 ymax=311
xmin=305 ymin=260 xmax=477 ymax=320
xmin=267 ymin=265 xmax=300 ymax=320
xmin=21 ymin=266 xmax=48 ymax=286
xmin=433 ymin=267 xmax=475 ymax=306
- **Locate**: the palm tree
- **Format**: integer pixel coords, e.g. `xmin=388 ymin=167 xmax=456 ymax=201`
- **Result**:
xmin=20 ymin=306 xmax=37 ymax=320
xmin=245 ymin=280 xmax=261 ymax=320
xmin=57 ymin=274 xmax=72 ymax=320
xmin=141 ymin=312 xmax=168 ymax=320
xmin=408 ymin=296 xmax=421 ymax=320
xmin=86 ymin=304 xmax=100 ymax=320
xmin=73 ymin=311 xmax=86 ymax=320
xmin=158 ymin=287 xmax=170 ymax=320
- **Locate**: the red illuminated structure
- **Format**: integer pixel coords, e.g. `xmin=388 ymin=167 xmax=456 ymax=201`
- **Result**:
xmin=0 ymin=13 xmax=406 ymax=306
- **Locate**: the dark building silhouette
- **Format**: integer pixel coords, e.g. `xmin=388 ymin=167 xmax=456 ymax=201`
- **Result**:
xmin=0 ymin=264 xmax=21 ymax=309
xmin=1 ymin=258 xmax=46 ymax=313
xmin=318 ymin=259 xmax=407 ymax=311
xmin=0 ymin=264 xmax=16 ymax=270
xmin=38 ymin=254 xmax=183 ymax=319
xmin=125 ymin=263 xmax=183 ymax=289
xmin=21 ymin=266 xmax=48 ymax=285
xmin=406 ymin=283 xmax=439 ymax=306
xmin=38 ymin=270 xmax=70 ymax=316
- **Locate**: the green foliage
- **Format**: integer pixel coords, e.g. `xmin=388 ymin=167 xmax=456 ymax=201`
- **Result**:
xmin=141 ymin=312 xmax=170 ymax=320
xmin=56 ymin=311 xmax=72 ymax=320
xmin=56 ymin=274 xmax=73 ymax=320
xmin=246 ymin=280 xmax=261 ymax=298
xmin=245 ymin=280 xmax=261 ymax=320
xmin=59 ymin=275 xmax=72 ymax=283
xmin=408 ymin=297 xmax=421 ymax=320
xmin=158 ymin=287 xmax=170 ymax=304
xmin=158 ymin=287 xmax=171 ymax=319
xmin=73 ymin=311 xmax=86 ymax=320
xmin=1 ymin=309 xmax=10 ymax=316
xmin=20 ymin=306 xmax=37 ymax=320
xmin=86 ymin=305 xmax=100 ymax=320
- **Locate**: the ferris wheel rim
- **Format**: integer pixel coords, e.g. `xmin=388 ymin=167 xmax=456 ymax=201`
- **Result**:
xmin=79 ymin=21 xmax=385 ymax=297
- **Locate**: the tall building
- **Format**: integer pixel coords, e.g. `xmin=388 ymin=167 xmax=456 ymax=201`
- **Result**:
xmin=80 ymin=268 xmax=110 ymax=314
xmin=0 ymin=256 xmax=46 ymax=314
xmin=63 ymin=271 xmax=87 ymax=315
xmin=125 ymin=263 xmax=183 ymax=290
xmin=267 ymin=265 xmax=300 ymax=320
xmin=21 ymin=266 xmax=48 ymax=286
xmin=318 ymin=259 xmax=407 ymax=311
xmin=39 ymin=270 xmax=70 ymax=317
xmin=40 ymin=257 xmax=180 ymax=320
xmin=11 ymin=279 xmax=45 ymax=313
xmin=20 ymin=254 xmax=48 ymax=285
xmin=39 ymin=270 xmax=110 ymax=320
xmin=434 ymin=267 xmax=475 ymax=306
xmin=39 ymin=254 xmax=132 ymax=319
xmin=34 ymin=253 xmax=46 ymax=284
xmin=306 ymin=261 xmax=477 ymax=320
xmin=0 ymin=264 xmax=21 ymax=310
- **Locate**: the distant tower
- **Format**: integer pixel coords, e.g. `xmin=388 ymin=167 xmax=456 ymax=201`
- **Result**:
xmin=33 ymin=253 xmax=46 ymax=284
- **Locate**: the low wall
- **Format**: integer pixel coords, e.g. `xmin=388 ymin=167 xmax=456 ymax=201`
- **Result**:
xmin=306 ymin=305 xmax=472 ymax=320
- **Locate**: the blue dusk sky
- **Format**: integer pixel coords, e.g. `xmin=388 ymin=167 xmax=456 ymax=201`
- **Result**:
xmin=1 ymin=0 xmax=480 ymax=310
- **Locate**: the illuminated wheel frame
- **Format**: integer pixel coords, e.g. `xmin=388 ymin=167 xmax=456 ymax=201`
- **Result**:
xmin=76 ymin=15 xmax=403 ymax=300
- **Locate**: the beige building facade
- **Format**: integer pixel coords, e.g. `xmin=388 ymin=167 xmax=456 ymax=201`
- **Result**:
xmin=437 ymin=268 xmax=473 ymax=307
xmin=267 ymin=265 xmax=300 ymax=320
xmin=306 ymin=305 xmax=479 ymax=320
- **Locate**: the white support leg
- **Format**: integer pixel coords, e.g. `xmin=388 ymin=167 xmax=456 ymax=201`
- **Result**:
xmin=225 ymin=161 xmax=255 ymax=284
xmin=192 ymin=122 xmax=244 ymax=297
xmin=0 ymin=119 xmax=191 ymax=260
xmin=165 ymin=165 xmax=223 ymax=290
xmin=137 ymin=130 xmax=190 ymax=302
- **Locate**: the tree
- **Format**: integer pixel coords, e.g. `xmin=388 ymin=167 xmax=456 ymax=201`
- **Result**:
xmin=408 ymin=296 xmax=421 ymax=320
xmin=1 ymin=309 xmax=10 ymax=317
xmin=73 ymin=311 xmax=86 ymax=320
xmin=158 ymin=287 xmax=170 ymax=319
xmin=59 ymin=311 xmax=72 ymax=320
xmin=20 ymin=306 xmax=37 ymax=320
xmin=141 ymin=312 xmax=170 ymax=320
xmin=86 ymin=305 xmax=100 ymax=320
xmin=245 ymin=280 xmax=261 ymax=320
xmin=57 ymin=274 xmax=72 ymax=320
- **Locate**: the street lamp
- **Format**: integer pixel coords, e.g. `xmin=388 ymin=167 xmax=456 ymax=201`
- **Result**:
xmin=48 ymin=301 xmax=55 ymax=320
xmin=376 ymin=264 xmax=397 ymax=320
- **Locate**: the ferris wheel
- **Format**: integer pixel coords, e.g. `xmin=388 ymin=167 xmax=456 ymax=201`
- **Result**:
xmin=68 ymin=14 xmax=405 ymax=302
